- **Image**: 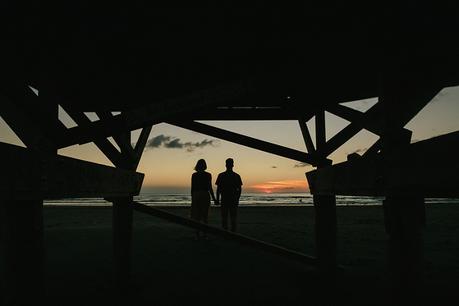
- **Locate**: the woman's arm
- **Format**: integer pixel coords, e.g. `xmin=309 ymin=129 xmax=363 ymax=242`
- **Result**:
xmin=191 ymin=173 xmax=194 ymax=195
xmin=208 ymin=174 xmax=218 ymax=204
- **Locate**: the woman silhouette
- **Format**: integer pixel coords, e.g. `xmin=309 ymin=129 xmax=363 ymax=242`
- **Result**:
xmin=191 ymin=159 xmax=218 ymax=239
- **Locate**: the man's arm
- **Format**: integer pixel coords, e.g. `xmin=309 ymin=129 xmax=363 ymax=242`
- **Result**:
xmin=237 ymin=174 xmax=242 ymax=202
xmin=216 ymin=186 xmax=221 ymax=204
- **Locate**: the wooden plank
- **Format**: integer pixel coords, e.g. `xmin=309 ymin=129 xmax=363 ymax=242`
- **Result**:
xmin=0 ymin=92 xmax=55 ymax=151
xmin=327 ymin=103 xmax=417 ymax=138
xmin=60 ymin=105 xmax=127 ymax=167
xmin=188 ymin=107 xmax=313 ymax=120
xmin=326 ymin=103 xmax=383 ymax=135
xmin=362 ymin=139 xmax=381 ymax=156
xmin=133 ymin=126 xmax=152 ymax=167
xmin=168 ymin=120 xmax=330 ymax=166
xmin=0 ymin=82 xmax=66 ymax=149
xmin=132 ymin=201 xmax=318 ymax=266
xmin=59 ymin=80 xmax=254 ymax=148
xmin=96 ymin=111 xmax=136 ymax=158
xmin=315 ymin=111 xmax=326 ymax=152
xmin=298 ymin=120 xmax=315 ymax=153
xmin=306 ymin=131 xmax=459 ymax=197
xmin=0 ymin=142 xmax=144 ymax=199
xmin=319 ymin=123 xmax=362 ymax=157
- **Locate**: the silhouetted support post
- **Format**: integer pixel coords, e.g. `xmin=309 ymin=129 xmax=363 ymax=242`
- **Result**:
xmin=109 ymin=129 xmax=138 ymax=293
xmin=1 ymin=196 xmax=44 ymax=305
xmin=383 ymin=196 xmax=425 ymax=300
xmin=311 ymin=111 xmax=337 ymax=299
xmin=0 ymin=86 xmax=58 ymax=305
xmin=312 ymin=193 xmax=337 ymax=305
xmin=380 ymin=66 xmax=428 ymax=302
xmin=112 ymin=196 xmax=134 ymax=290
xmin=313 ymin=194 xmax=337 ymax=272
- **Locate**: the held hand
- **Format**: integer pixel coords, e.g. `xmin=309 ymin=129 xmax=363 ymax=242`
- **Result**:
xmin=214 ymin=199 xmax=220 ymax=205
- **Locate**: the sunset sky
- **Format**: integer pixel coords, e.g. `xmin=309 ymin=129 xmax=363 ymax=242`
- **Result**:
xmin=1 ymin=86 xmax=458 ymax=194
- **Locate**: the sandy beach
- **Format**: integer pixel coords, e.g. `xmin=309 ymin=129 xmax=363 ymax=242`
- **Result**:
xmin=42 ymin=204 xmax=459 ymax=305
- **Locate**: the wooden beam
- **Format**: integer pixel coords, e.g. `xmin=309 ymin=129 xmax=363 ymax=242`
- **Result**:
xmin=60 ymin=105 xmax=128 ymax=167
xmin=362 ymin=139 xmax=381 ymax=157
xmin=298 ymin=120 xmax=315 ymax=153
xmin=168 ymin=121 xmax=330 ymax=166
xmin=133 ymin=125 xmax=152 ymax=168
xmin=188 ymin=107 xmax=314 ymax=121
xmin=326 ymin=103 xmax=384 ymax=135
xmin=319 ymin=123 xmax=362 ymax=157
xmin=326 ymin=103 xmax=418 ymax=138
xmin=0 ymin=92 xmax=56 ymax=151
xmin=0 ymin=142 xmax=144 ymax=199
xmin=96 ymin=111 xmax=136 ymax=158
xmin=315 ymin=111 xmax=326 ymax=152
xmin=306 ymin=131 xmax=459 ymax=197
xmin=0 ymin=83 xmax=66 ymax=150
xmin=58 ymin=80 xmax=254 ymax=147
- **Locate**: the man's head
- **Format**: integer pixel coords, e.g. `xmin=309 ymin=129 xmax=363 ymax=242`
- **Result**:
xmin=225 ymin=158 xmax=234 ymax=170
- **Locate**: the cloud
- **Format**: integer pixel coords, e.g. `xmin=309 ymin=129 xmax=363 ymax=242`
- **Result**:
xmin=165 ymin=138 xmax=183 ymax=149
xmin=148 ymin=135 xmax=171 ymax=148
xmin=147 ymin=134 xmax=219 ymax=152
xmin=271 ymin=166 xmax=277 ymax=169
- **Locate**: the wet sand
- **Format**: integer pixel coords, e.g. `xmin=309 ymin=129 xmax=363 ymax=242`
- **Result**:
xmin=43 ymin=204 xmax=459 ymax=305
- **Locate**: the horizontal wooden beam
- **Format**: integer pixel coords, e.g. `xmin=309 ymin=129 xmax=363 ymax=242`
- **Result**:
xmin=186 ymin=107 xmax=314 ymax=121
xmin=306 ymin=131 xmax=459 ymax=197
xmin=0 ymin=83 xmax=67 ymax=149
xmin=0 ymin=142 xmax=144 ymax=200
xmin=59 ymin=80 xmax=254 ymax=148
xmin=132 ymin=202 xmax=318 ymax=266
xmin=168 ymin=121 xmax=330 ymax=166
xmin=0 ymin=91 xmax=58 ymax=152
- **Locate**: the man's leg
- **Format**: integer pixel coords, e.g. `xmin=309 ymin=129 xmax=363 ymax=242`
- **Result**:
xmin=221 ymin=204 xmax=229 ymax=230
xmin=229 ymin=205 xmax=238 ymax=232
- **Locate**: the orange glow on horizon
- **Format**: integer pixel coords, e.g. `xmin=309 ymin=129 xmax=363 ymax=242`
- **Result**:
xmin=250 ymin=180 xmax=308 ymax=193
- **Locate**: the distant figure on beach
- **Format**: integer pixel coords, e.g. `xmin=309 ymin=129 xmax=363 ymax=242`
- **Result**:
xmin=216 ymin=158 xmax=243 ymax=232
xmin=191 ymin=159 xmax=218 ymax=240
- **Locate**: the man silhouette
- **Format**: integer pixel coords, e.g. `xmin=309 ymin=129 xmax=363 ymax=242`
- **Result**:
xmin=216 ymin=158 xmax=242 ymax=232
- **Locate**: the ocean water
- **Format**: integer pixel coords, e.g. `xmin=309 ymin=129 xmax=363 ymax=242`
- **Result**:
xmin=43 ymin=193 xmax=459 ymax=207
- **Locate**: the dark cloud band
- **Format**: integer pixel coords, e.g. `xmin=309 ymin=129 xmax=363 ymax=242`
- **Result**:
xmin=147 ymin=134 xmax=219 ymax=152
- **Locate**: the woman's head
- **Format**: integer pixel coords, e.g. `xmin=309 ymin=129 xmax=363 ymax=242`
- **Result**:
xmin=194 ymin=159 xmax=207 ymax=171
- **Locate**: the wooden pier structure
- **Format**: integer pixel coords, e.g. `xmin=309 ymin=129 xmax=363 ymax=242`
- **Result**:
xmin=1 ymin=2 xmax=459 ymax=305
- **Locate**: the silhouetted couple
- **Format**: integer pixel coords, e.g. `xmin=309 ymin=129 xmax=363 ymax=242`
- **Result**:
xmin=191 ymin=158 xmax=242 ymax=239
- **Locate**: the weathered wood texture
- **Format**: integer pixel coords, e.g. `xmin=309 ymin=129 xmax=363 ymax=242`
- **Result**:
xmin=0 ymin=142 xmax=144 ymax=199
xmin=306 ymin=131 xmax=459 ymax=197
